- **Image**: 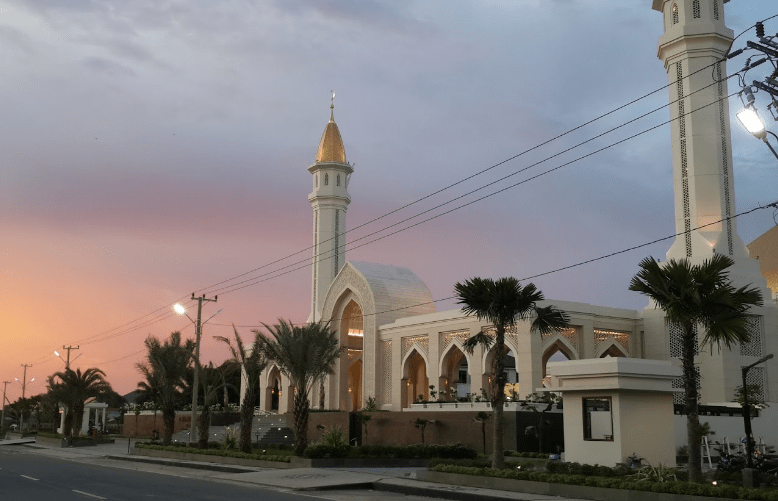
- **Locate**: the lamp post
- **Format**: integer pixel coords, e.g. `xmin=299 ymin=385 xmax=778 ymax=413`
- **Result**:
xmin=736 ymin=89 xmax=778 ymax=161
xmin=174 ymin=294 xmax=219 ymax=446
xmin=742 ymin=353 xmax=774 ymax=469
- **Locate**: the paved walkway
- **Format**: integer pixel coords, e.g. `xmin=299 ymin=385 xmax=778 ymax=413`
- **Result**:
xmin=6 ymin=439 xmax=587 ymax=501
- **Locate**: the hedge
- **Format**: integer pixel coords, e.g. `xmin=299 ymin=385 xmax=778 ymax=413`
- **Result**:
xmin=134 ymin=443 xmax=291 ymax=463
xmin=429 ymin=464 xmax=778 ymax=500
xmin=304 ymin=443 xmax=478 ymax=460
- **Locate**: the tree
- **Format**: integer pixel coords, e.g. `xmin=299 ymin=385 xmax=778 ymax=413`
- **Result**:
xmin=413 ymin=418 xmax=434 ymax=444
xmin=455 ymin=277 xmax=570 ymax=469
xmin=520 ymin=392 xmax=560 ymax=454
xmin=357 ymin=411 xmax=372 ymax=445
xmin=473 ymin=411 xmax=490 ymax=454
xmin=215 ymin=327 xmax=266 ymax=454
xmin=47 ymin=368 xmax=111 ymax=437
xmin=257 ymin=320 xmax=342 ymax=456
xmin=629 ymin=254 xmax=763 ymax=482
xmin=136 ymin=331 xmax=195 ymax=445
xmin=193 ymin=361 xmax=234 ymax=449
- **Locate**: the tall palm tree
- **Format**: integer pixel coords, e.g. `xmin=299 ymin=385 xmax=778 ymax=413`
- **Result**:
xmin=257 ymin=320 xmax=342 ymax=456
xmin=194 ymin=360 xmax=234 ymax=449
xmin=215 ymin=327 xmax=266 ymax=454
xmin=47 ymin=368 xmax=111 ymax=437
xmin=455 ymin=277 xmax=570 ymax=469
xmin=629 ymin=254 xmax=762 ymax=482
xmin=136 ymin=331 xmax=195 ymax=445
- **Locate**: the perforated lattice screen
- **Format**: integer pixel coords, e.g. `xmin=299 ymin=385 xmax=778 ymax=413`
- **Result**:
xmin=692 ymin=0 xmax=700 ymax=18
xmin=594 ymin=329 xmax=630 ymax=354
xmin=717 ymin=62 xmax=734 ymax=256
xmin=381 ymin=340 xmax=392 ymax=405
xmin=441 ymin=330 xmax=470 ymax=352
xmin=739 ymin=316 xmax=763 ymax=357
xmin=672 ymin=367 xmax=701 ymax=405
xmin=669 ymin=322 xmax=698 ymax=358
xmin=401 ymin=335 xmax=429 ymax=359
xmin=713 ymin=0 xmax=719 ymax=20
xmin=744 ymin=366 xmax=766 ymax=402
xmin=672 ymin=3 xmax=679 ymax=24
xmin=542 ymin=327 xmax=581 ymax=352
xmin=677 ymin=61 xmax=692 ymax=258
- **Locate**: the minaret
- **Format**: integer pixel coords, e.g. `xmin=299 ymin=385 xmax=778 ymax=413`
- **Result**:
xmin=653 ymin=0 xmax=770 ymax=296
xmin=648 ymin=0 xmax=777 ymax=404
xmin=308 ymin=98 xmax=353 ymax=323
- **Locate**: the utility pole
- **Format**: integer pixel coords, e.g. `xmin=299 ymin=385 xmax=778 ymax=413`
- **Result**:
xmin=189 ymin=293 xmax=217 ymax=446
xmin=1 ymin=381 xmax=10 ymax=436
xmin=19 ymin=364 xmax=32 ymax=432
xmin=63 ymin=345 xmax=80 ymax=369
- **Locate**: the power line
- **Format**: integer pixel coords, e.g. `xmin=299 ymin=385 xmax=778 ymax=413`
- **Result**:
xmin=52 ymin=56 xmax=749 ymax=352
xmin=208 ymin=204 xmax=777 ymax=329
xmin=211 ymin=87 xmax=744 ymax=297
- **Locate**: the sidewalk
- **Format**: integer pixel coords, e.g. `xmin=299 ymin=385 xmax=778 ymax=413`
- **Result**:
xmin=12 ymin=439 xmax=583 ymax=501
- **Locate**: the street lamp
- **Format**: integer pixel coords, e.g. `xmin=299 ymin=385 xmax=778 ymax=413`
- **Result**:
xmin=736 ymin=87 xmax=778 ymax=161
xmin=742 ymin=353 xmax=774 ymax=470
xmin=173 ymin=295 xmax=219 ymax=446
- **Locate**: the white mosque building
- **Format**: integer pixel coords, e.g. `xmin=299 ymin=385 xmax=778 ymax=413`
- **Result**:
xmin=257 ymin=0 xmax=777 ymax=425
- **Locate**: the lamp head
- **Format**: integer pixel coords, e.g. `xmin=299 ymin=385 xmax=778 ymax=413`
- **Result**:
xmin=737 ymin=107 xmax=767 ymax=139
xmin=54 ymin=350 xmax=60 ymax=357
xmin=173 ymin=303 xmax=186 ymax=315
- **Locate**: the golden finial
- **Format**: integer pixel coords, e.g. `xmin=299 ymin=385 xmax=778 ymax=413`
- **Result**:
xmin=330 ymin=90 xmax=335 ymax=122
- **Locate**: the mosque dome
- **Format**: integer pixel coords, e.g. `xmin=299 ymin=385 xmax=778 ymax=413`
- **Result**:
xmin=315 ymin=105 xmax=346 ymax=164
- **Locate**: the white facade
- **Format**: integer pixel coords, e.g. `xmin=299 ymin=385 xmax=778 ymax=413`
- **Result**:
xmin=254 ymin=1 xmax=777 ymax=437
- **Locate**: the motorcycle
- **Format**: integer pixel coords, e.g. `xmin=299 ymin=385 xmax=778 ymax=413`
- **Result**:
xmin=715 ymin=447 xmax=747 ymax=473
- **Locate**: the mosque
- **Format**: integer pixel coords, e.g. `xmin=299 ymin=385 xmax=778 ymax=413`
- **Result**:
xmin=257 ymin=0 xmax=778 ymax=418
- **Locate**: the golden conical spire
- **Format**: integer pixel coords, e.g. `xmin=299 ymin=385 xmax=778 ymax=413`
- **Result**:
xmin=315 ymin=93 xmax=346 ymax=163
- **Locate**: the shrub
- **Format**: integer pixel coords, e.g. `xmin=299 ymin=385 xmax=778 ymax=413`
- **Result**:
xmin=134 ymin=443 xmax=291 ymax=462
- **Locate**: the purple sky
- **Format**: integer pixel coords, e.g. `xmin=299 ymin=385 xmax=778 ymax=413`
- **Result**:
xmin=1 ymin=0 xmax=776 ymax=398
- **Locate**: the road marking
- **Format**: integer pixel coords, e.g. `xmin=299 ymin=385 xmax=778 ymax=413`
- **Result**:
xmin=72 ymin=490 xmax=107 ymax=500
xmin=20 ymin=475 xmax=39 ymax=481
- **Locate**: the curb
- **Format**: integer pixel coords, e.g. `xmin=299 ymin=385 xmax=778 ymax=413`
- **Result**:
xmin=372 ymin=478 xmax=509 ymax=501
xmin=106 ymin=454 xmax=259 ymax=474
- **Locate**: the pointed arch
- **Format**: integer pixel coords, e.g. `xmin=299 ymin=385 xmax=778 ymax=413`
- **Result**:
xmin=439 ymin=342 xmax=469 ymax=399
xmin=541 ymin=339 xmax=576 ymax=378
xmin=595 ymin=340 xmax=629 ymax=358
xmin=402 ymin=349 xmax=429 ymax=407
xmin=264 ymin=365 xmax=282 ymax=412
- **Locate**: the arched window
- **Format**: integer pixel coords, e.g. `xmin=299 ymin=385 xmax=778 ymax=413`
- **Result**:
xmin=324 ymin=173 xmax=329 ymax=186
xmin=713 ymin=0 xmax=719 ymax=20
xmin=692 ymin=0 xmax=700 ymax=18
xmin=672 ymin=3 xmax=679 ymax=24
xmin=315 ymin=174 xmax=318 ymax=187
xmin=337 ymin=174 xmax=341 ymax=186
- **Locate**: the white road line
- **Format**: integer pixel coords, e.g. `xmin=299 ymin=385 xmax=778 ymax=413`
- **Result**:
xmin=20 ymin=474 xmax=39 ymax=481
xmin=72 ymin=490 xmax=107 ymax=500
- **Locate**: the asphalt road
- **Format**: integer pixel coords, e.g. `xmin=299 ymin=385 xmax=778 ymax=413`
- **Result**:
xmin=0 ymin=448 xmax=305 ymax=501
xmin=0 ymin=447 xmax=442 ymax=501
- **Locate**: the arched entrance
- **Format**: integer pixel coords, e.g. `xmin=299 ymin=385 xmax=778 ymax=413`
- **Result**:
xmin=402 ymin=350 xmax=429 ymax=407
xmin=483 ymin=344 xmax=518 ymax=400
xmin=542 ymin=341 xmax=574 ymax=386
xmin=341 ymin=300 xmax=364 ymax=411
xmin=264 ymin=366 xmax=282 ymax=412
xmin=439 ymin=344 xmax=468 ymax=401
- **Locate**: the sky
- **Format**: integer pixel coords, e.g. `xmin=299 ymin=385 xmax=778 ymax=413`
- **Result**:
xmin=1 ymin=0 xmax=777 ymax=401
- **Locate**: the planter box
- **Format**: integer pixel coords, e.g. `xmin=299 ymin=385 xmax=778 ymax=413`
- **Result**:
xmin=417 ymin=470 xmax=727 ymax=501
xmin=132 ymin=446 xmax=295 ymax=469
xmin=290 ymin=457 xmax=429 ymax=468
xmin=35 ymin=436 xmax=69 ymax=448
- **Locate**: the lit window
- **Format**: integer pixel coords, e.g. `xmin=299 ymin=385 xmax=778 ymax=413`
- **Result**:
xmin=583 ymin=397 xmax=613 ymax=441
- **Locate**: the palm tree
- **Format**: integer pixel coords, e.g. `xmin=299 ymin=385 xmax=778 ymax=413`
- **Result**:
xmin=47 ymin=368 xmax=111 ymax=437
xmin=136 ymin=331 xmax=195 ymax=445
xmin=629 ymin=254 xmax=762 ymax=482
xmin=257 ymin=320 xmax=342 ymax=456
xmin=455 ymin=277 xmax=570 ymax=469
xmin=194 ymin=360 xmax=234 ymax=449
xmin=215 ymin=328 xmax=266 ymax=454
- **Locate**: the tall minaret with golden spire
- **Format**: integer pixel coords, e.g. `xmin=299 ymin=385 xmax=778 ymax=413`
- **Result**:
xmin=308 ymin=94 xmax=353 ymax=322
